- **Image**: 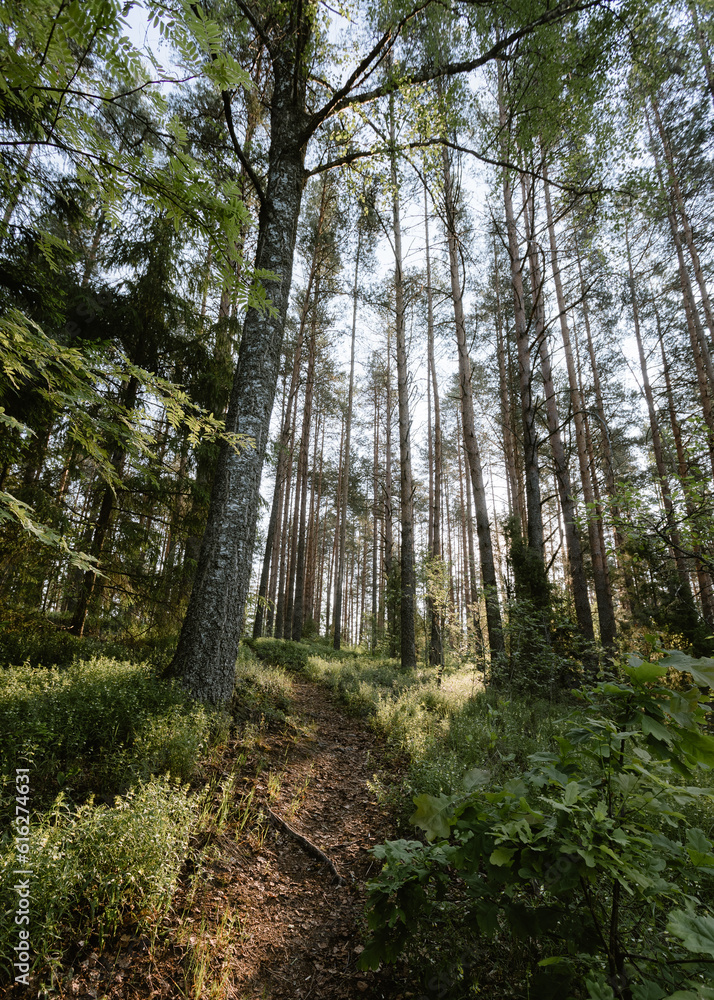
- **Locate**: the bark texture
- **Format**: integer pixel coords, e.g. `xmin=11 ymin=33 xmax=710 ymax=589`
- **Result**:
xmin=169 ymin=68 xmax=308 ymax=703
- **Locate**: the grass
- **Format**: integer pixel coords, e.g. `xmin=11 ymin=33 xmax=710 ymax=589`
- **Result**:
xmin=0 ymin=633 xmax=571 ymax=993
xmin=253 ymin=638 xmax=714 ymax=1000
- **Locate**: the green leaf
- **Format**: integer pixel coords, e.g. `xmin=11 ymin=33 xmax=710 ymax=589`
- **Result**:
xmin=686 ymin=828 xmax=714 ymax=867
xmin=679 ymin=728 xmax=714 ymax=767
xmin=410 ymin=793 xmax=453 ymax=841
xmin=564 ymin=781 xmax=580 ymax=805
xmin=659 ymin=651 xmax=714 ymax=688
xmin=623 ymin=659 xmax=668 ymax=683
xmin=463 ymin=767 xmax=490 ymax=790
xmin=586 ymin=978 xmax=616 ymax=1000
xmin=667 ymin=909 xmax=714 ymax=957
xmin=641 ymin=713 xmax=674 ymax=745
xmin=632 ymin=981 xmax=666 ymax=1000
xmin=489 ymin=845 xmax=516 ymax=866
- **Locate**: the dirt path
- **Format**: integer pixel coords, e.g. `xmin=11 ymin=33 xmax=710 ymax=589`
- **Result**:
xmin=217 ymin=679 xmax=412 ymax=999
xmin=60 ymin=678 xmax=415 ymax=1000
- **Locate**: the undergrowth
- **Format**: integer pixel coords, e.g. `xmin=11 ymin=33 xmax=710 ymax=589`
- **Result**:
xmin=251 ymin=638 xmax=714 ymax=999
xmin=251 ymin=638 xmax=565 ymax=817
xmin=0 ymin=646 xmax=297 ymax=991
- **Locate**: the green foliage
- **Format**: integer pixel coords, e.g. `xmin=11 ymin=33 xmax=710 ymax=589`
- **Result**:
xmin=232 ymin=644 xmax=294 ymax=721
xmin=504 ymin=515 xmax=551 ymax=610
xmin=604 ymin=480 xmax=714 ymax=656
xmin=0 ymin=775 xmax=193 ymax=987
xmin=0 ymin=0 xmax=254 ymax=256
xmin=0 ymin=645 xmax=306 ymax=986
xmin=491 ymin=593 xmax=592 ymax=694
xmin=0 ymin=309 xmax=248 ymax=567
xmin=244 ymin=637 xmax=311 ymax=672
xmin=0 ymin=607 xmax=86 ymax=667
xmin=361 ymin=653 xmax=714 ymax=998
xmin=0 ymin=657 xmax=216 ymax=815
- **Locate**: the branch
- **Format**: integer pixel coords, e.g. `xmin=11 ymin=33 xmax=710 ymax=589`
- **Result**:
xmin=265 ymin=804 xmax=346 ymax=885
xmin=307 ymin=135 xmax=605 ymax=198
xmin=315 ymin=0 xmax=603 ymax=125
xmin=300 ymin=0 xmax=435 ymax=142
xmin=235 ymin=0 xmax=275 ymax=59
xmin=412 ymin=138 xmax=605 ymax=197
xmin=221 ymin=90 xmax=266 ymax=206
xmin=306 ymin=147 xmax=381 ymax=176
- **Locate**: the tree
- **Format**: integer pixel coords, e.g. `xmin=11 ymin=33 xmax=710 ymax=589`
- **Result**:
xmin=170 ymin=0 xmax=607 ymax=701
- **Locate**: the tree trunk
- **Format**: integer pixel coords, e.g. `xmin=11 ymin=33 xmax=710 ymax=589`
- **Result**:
xmin=169 ymin=74 xmax=308 ymax=703
xmin=689 ymin=0 xmax=714 ymax=110
xmin=499 ymin=67 xmax=546 ymax=584
xmin=656 ymin=308 xmax=714 ymax=625
xmin=625 ymin=220 xmax=695 ymax=606
xmin=372 ymin=390 xmax=380 ymax=652
xmin=384 ymin=325 xmax=396 ymax=658
xmin=442 ymin=143 xmax=504 ymax=655
xmin=646 ymin=109 xmax=714 ymax=477
xmin=651 ymin=97 xmax=714 ymax=353
xmin=334 ymin=229 xmax=361 ymax=649
xmin=425 ymin=184 xmax=443 ymax=666
xmin=574 ymin=238 xmax=636 ymax=615
xmin=292 ymin=280 xmax=319 ymax=639
xmin=522 ymin=174 xmax=595 ymax=642
xmin=542 ymin=165 xmax=613 ymax=645
xmin=494 ymin=240 xmax=523 ymax=530
xmin=391 ymin=105 xmax=417 ymax=669
xmin=70 ymin=375 xmax=139 ymax=637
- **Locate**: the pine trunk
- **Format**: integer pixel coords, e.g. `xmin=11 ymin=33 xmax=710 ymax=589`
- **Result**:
xmin=391 ymin=108 xmax=417 ymax=669
xmin=522 ymin=175 xmax=594 ymax=642
xmin=442 ymin=144 xmax=504 ymax=655
xmin=333 ymin=231 xmax=361 ymax=649
xmin=542 ymin=167 xmax=613 ymax=645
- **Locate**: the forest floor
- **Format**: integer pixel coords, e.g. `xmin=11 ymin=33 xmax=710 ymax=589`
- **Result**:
xmin=54 ymin=678 xmax=416 ymax=1000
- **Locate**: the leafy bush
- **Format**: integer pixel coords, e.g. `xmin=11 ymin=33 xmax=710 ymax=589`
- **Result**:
xmin=360 ymin=651 xmax=714 ymax=998
xmin=232 ymin=644 xmax=294 ymax=721
xmin=0 ymin=657 xmax=217 ymax=816
xmin=0 ymin=607 xmax=86 ymax=667
xmin=490 ymin=595 xmax=593 ymax=694
xmin=0 ymin=776 xmax=193 ymax=987
xmin=244 ymin=637 xmax=310 ymax=672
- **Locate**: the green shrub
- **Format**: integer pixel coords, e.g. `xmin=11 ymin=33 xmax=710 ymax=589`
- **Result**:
xmin=0 ymin=657 xmax=216 ymax=815
xmin=232 ymin=644 xmax=293 ymax=720
xmin=0 ymin=776 xmax=193 ymax=987
xmin=0 ymin=608 xmax=86 ymax=667
xmin=489 ymin=596 xmax=591 ymax=694
xmin=360 ymin=651 xmax=714 ymax=999
xmin=244 ymin=637 xmax=310 ymax=672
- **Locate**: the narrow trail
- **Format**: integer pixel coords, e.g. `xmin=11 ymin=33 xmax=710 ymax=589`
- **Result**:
xmin=219 ymin=679 xmax=413 ymax=999
xmin=60 ymin=678 xmax=415 ymax=1000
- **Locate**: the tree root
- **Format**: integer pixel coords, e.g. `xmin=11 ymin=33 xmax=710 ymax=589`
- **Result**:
xmin=265 ymin=804 xmax=346 ymax=886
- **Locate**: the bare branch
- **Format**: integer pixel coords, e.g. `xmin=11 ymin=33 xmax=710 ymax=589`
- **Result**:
xmin=319 ymin=0 xmax=603 ymax=122
xmin=221 ymin=90 xmax=266 ymax=206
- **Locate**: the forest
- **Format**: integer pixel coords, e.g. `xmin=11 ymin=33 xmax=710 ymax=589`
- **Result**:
xmin=2 ymin=0 xmax=714 ymax=997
